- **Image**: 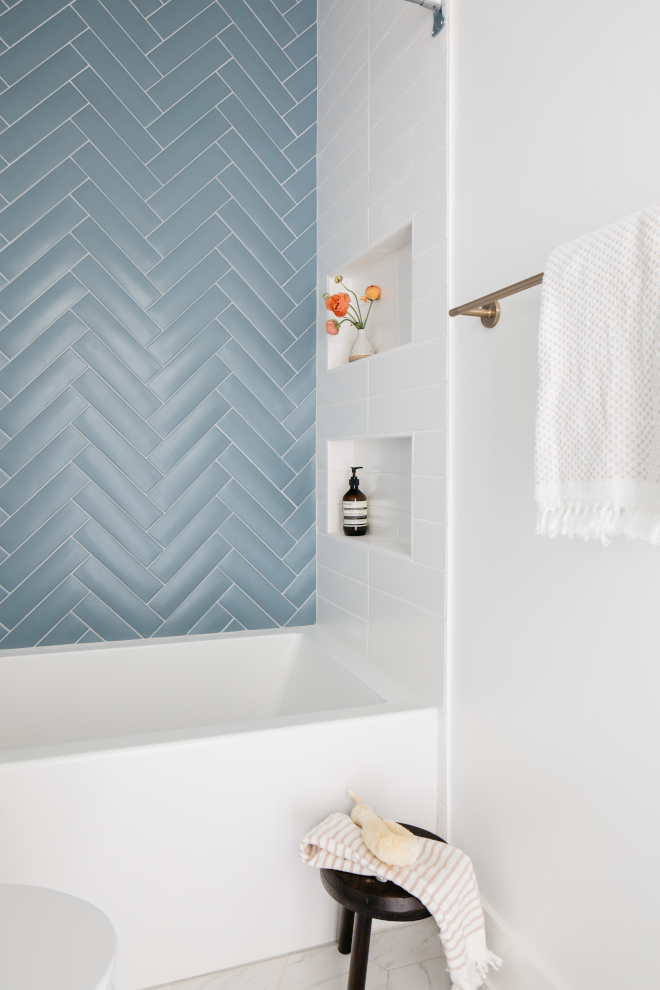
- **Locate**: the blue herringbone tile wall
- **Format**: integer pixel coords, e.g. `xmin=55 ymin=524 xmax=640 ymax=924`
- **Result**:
xmin=0 ymin=0 xmax=316 ymax=647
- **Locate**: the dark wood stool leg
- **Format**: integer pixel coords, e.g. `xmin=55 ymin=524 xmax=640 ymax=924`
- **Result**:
xmin=347 ymin=913 xmax=372 ymax=990
xmin=338 ymin=906 xmax=354 ymax=954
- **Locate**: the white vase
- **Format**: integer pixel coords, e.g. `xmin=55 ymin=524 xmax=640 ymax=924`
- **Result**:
xmin=349 ymin=326 xmax=375 ymax=362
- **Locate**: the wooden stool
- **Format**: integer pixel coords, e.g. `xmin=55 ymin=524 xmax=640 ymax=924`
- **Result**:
xmin=320 ymin=823 xmax=445 ymax=990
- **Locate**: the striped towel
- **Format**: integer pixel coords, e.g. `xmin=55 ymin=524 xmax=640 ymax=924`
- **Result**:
xmin=300 ymin=813 xmax=501 ymax=990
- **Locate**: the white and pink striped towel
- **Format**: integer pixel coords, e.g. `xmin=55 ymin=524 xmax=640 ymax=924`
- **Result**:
xmin=300 ymin=813 xmax=501 ymax=990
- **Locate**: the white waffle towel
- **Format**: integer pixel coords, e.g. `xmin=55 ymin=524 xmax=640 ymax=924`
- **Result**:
xmin=300 ymin=812 xmax=501 ymax=990
xmin=536 ymin=204 xmax=660 ymax=544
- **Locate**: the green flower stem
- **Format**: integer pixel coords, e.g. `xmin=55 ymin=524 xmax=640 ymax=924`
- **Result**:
xmin=343 ymin=286 xmax=364 ymax=326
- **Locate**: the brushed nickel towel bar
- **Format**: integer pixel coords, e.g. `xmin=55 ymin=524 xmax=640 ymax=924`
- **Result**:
xmin=449 ymin=272 xmax=544 ymax=327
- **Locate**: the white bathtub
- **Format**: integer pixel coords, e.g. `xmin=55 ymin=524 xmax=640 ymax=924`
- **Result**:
xmin=0 ymin=626 xmax=437 ymax=990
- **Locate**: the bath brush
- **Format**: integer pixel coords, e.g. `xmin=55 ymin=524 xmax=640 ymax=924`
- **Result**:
xmin=347 ymin=791 xmax=419 ymax=867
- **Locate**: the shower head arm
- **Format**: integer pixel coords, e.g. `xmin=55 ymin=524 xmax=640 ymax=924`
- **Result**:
xmin=402 ymin=0 xmax=445 ymax=36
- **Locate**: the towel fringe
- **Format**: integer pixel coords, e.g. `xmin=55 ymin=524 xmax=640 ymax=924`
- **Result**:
xmin=537 ymin=504 xmax=660 ymax=546
xmin=440 ymin=935 xmax=502 ymax=989
xmin=473 ymin=949 xmax=503 ymax=977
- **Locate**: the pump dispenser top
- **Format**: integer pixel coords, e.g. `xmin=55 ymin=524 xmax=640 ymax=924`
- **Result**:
xmin=343 ymin=466 xmax=367 ymax=536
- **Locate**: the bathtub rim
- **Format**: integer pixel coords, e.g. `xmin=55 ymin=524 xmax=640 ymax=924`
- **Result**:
xmin=0 ymin=625 xmax=434 ymax=766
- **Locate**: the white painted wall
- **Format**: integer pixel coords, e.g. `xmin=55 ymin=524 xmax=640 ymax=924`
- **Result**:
xmin=450 ymin=2 xmax=660 ymax=989
xmin=316 ymin=0 xmax=448 ymax=831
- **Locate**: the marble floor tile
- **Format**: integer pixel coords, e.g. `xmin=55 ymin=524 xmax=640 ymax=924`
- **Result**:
xmin=279 ymin=942 xmax=385 ymax=990
xmin=369 ymin=918 xmax=442 ymax=971
xmin=282 ymin=966 xmax=386 ymax=990
xmin=387 ymin=957 xmax=452 ymax=990
xmin=144 ymin=917 xmax=448 ymax=990
xmin=173 ymin=956 xmax=288 ymax=990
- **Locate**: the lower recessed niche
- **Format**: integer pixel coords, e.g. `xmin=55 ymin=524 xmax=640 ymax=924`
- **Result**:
xmin=326 ymin=436 xmax=412 ymax=555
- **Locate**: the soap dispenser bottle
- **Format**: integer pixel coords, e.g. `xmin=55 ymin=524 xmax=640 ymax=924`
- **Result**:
xmin=343 ymin=466 xmax=368 ymax=536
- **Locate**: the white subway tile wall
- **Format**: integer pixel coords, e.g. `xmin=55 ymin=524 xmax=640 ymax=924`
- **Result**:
xmin=317 ymin=0 xmax=448 ymax=831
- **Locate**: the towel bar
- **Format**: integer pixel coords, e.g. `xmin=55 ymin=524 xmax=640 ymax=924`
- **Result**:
xmin=449 ymin=272 xmax=544 ymax=327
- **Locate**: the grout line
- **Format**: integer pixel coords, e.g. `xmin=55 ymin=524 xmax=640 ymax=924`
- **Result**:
xmin=241 ymin=1 xmax=301 ymax=58
xmin=73 ymin=173 xmax=162 ymax=246
xmin=146 ymin=142 xmax=229 ymax=206
xmin=90 ymin=0 xmax=164 ymax=73
xmin=71 ymin=470 xmax=166 ymax=558
xmin=317 ymin=97 xmax=367 ymax=166
xmin=72 ymin=574 xmax=148 ymax=640
xmin=70 ymin=533 xmax=162 ymax=616
xmin=369 ymin=59 xmax=446 ymax=142
xmin=369 ymin=12 xmax=430 ymax=95
xmin=225 ymin=472 xmax=295 ymax=532
xmin=217 ymin=110 xmax=306 ymax=199
xmin=145 ymin=181 xmax=222 ymax=253
xmin=77 ymin=23 xmax=164 ymax=102
xmin=318 ymin=0 xmax=357 ymax=57
xmin=0 ymin=135 xmax=90 ymax=210
xmin=0 ymin=568 xmax=88 ymax=636
xmin=66 ymin=286 xmax=162 ymax=373
xmin=317 ymin=166 xmax=368 ymax=224
xmin=140 ymin=0 xmax=217 ymax=54
xmin=145 ymin=244 xmax=220 ymax=305
xmin=226 ymin=543 xmax=296 ymax=612
xmin=317 ymin=24 xmax=366 ymax=102
xmin=72 ymin=524 xmax=166 ymax=592
xmin=219 ymin=495 xmax=308 ymax=570
xmin=144 ymin=31 xmax=223 ymax=93
xmin=0 ymin=335 xmax=88 ymax=404
xmin=368 ymin=100 xmax=447 ymax=173
xmin=0 ymin=66 xmax=87 ymax=131
xmin=367 ymin=147 xmax=446 ymax=214
xmin=217 ymin=560 xmax=287 ymax=626
xmin=145 ymin=74 xmax=225 ymax=152
xmin=0 ymin=489 xmax=89 ymax=594
xmin=0 ymin=246 xmax=91 ymax=323
xmin=317 ymin=52 xmax=366 ymax=126
xmin=74 ymin=126 xmax=163 ymax=201
xmin=144 ymin=33 xmax=227 ymax=94
xmin=72 ymin=63 xmax=165 ymax=151
xmin=72 ymin=111 xmax=164 ymax=191
xmin=0 ymin=11 xmax=84 ymax=78
xmin=219 ymin=404 xmax=301 ymax=487
xmin=67 ymin=373 xmax=166 ymax=467
xmin=145 ymin=1 xmax=215 ymax=39
xmin=281 ymin=51 xmax=316 ymax=88
xmin=0 ymin=96 xmax=91 ymax=164
xmin=217 ymin=120 xmax=299 ymax=217
xmin=0 ymin=198 xmax=89 ymax=270
xmin=75 ymin=219 xmax=164 ymax=292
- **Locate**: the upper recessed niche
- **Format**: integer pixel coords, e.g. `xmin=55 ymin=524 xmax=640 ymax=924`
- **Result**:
xmin=326 ymin=224 xmax=412 ymax=371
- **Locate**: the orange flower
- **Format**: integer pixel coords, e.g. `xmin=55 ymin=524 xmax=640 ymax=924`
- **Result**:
xmin=326 ymin=292 xmax=351 ymax=317
xmin=364 ymin=285 xmax=380 ymax=300
xmin=326 ymin=319 xmax=339 ymax=335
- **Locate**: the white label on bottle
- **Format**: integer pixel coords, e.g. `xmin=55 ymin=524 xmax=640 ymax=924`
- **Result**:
xmin=343 ymin=501 xmax=368 ymax=526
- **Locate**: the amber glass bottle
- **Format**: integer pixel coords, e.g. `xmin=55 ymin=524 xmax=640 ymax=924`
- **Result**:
xmin=343 ymin=466 xmax=368 ymax=536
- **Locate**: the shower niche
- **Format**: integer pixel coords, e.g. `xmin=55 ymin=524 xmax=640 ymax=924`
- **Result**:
xmin=325 ymin=435 xmax=412 ymax=556
xmin=325 ymin=224 xmax=412 ymax=371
